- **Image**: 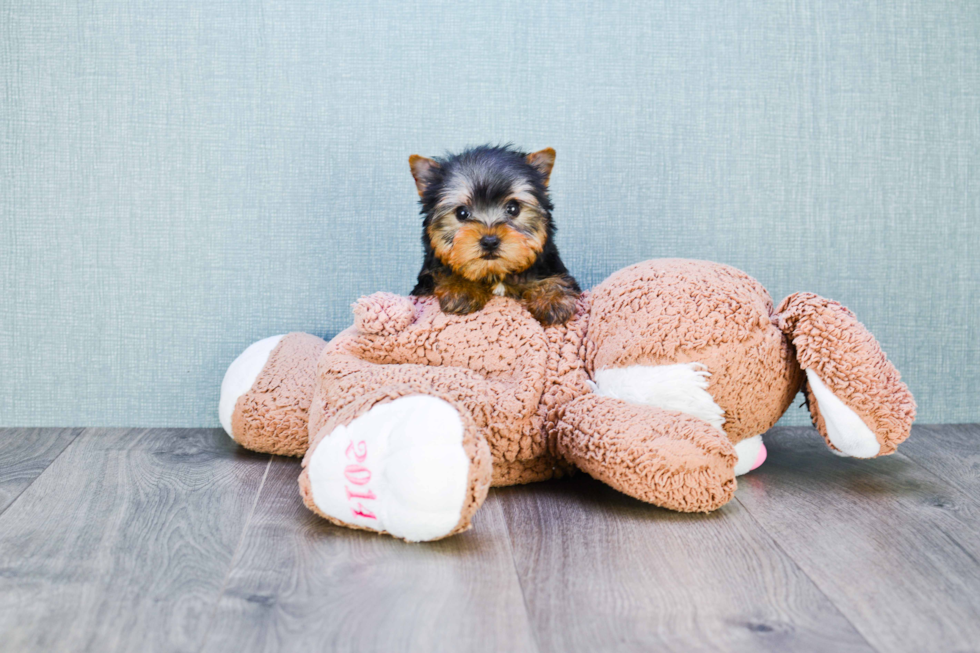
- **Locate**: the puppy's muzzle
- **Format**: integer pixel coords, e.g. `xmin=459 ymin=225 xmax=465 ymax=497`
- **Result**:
xmin=479 ymin=234 xmax=501 ymax=257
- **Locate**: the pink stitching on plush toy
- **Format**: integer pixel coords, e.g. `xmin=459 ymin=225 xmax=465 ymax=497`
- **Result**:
xmin=351 ymin=505 xmax=377 ymax=520
xmin=344 ymin=465 xmax=371 ymax=485
xmin=345 ymin=487 xmax=376 ymax=501
xmin=345 ymin=440 xmax=368 ymax=463
xmin=343 ymin=439 xmax=378 ymax=519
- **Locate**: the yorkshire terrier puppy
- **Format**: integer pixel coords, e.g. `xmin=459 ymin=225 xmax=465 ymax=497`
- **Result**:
xmin=408 ymin=145 xmax=581 ymax=326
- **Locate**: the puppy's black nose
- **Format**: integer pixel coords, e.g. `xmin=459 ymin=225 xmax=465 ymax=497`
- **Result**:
xmin=479 ymin=235 xmax=501 ymax=251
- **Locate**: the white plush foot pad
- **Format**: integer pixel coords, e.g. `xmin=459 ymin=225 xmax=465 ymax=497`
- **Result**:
xmin=219 ymin=335 xmax=285 ymax=438
xmin=733 ymin=434 xmax=767 ymax=476
xmin=307 ymin=395 xmax=471 ymax=542
xmin=806 ymin=370 xmax=880 ymax=458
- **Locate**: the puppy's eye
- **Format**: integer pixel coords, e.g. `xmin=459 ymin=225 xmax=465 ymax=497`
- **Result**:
xmin=505 ymin=200 xmax=521 ymax=217
xmin=455 ymin=206 xmax=471 ymax=221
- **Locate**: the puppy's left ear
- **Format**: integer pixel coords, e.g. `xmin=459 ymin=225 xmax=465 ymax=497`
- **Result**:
xmin=526 ymin=148 xmax=556 ymax=186
xmin=409 ymin=155 xmax=440 ymax=196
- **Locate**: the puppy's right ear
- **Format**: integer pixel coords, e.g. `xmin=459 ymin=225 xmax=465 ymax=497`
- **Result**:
xmin=408 ymin=155 xmax=440 ymax=196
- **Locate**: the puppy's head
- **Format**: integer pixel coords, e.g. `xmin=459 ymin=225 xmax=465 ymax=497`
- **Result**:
xmin=409 ymin=145 xmax=556 ymax=282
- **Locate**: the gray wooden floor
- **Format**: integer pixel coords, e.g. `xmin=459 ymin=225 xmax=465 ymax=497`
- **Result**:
xmin=0 ymin=425 xmax=978 ymax=652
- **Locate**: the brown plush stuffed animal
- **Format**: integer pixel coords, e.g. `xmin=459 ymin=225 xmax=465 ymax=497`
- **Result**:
xmin=219 ymin=259 xmax=915 ymax=541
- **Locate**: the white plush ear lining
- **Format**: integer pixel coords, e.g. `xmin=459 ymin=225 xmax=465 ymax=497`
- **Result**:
xmin=806 ymin=370 xmax=880 ymax=458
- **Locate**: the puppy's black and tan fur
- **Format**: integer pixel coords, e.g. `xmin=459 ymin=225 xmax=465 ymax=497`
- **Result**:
xmin=409 ymin=145 xmax=580 ymax=326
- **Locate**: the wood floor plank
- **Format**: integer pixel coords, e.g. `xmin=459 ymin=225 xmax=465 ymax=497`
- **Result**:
xmin=736 ymin=426 xmax=980 ymax=653
xmin=0 ymin=428 xmax=270 ymax=653
xmin=497 ymin=473 xmax=873 ymax=653
xmin=203 ymin=456 xmax=539 ymax=653
xmin=899 ymin=424 xmax=980 ymax=500
xmin=0 ymin=428 xmax=82 ymax=515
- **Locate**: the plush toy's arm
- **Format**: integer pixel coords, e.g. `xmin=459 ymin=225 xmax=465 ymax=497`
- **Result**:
xmin=341 ymin=291 xmax=551 ymax=411
xmin=556 ymin=394 xmax=737 ymax=512
xmin=352 ymin=292 xmax=417 ymax=336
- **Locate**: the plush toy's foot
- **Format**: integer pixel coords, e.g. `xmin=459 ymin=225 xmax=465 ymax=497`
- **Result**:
xmin=219 ymin=332 xmax=327 ymax=456
xmin=557 ymin=394 xmax=737 ymax=512
xmin=733 ymin=434 xmax=767 ymax=476
xmin=777 ymin=293 xmax=916 ymax=457
xmin=299 ymin=392 xmax=492 ymax=542
xmin=220 ymin=334 xmax=285 ymax=435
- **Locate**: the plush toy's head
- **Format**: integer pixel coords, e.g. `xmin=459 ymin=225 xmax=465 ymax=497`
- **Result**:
xmin=585 ymin=260 xmax=803 ymax=446
xmin=408 ymin=144 xmax=557 ymax=282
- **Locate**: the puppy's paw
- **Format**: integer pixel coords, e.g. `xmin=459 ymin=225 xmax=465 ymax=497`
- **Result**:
xmin=437 ymin=291 xmax=487 ymax=315
xmin=522 ymin=276 xmax=580 ymax=326
xmin=526 ymin=294 xmax=578 ymax=326
xmin=433 ymin=274 xmax=492 ymax=315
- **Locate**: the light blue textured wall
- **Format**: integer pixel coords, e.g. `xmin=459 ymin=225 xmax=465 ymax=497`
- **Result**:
xmin=2 ymin=1 xmax=977 ymax=427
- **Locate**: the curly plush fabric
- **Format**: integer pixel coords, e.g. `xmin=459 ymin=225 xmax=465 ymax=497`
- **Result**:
xmin=225 ymin=258 xmax=917 ymax=537
xmin=557 ymin=394 xmax=737 ymax=512
xmin=351 ymin=291 xmax=417 ymax=335
xmin=587 ymin=260 xmax=802 ymax=444
xmin=309 ymin=293 xmax=585 ymax=486
xmin=777 ymin=292 xmax=917 ymax=455
xmin=231 ymin=332 xmax=326 ymax=456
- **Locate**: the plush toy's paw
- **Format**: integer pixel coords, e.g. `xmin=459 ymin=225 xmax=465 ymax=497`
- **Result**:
xmin=302 ymin=395 xmax=489 ymax=542
xmin=352 ymin=292 xmax=416 ymax=335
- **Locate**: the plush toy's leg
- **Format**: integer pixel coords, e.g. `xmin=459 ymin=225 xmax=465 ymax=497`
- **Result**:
xmin=777 ymin=292 xmax=916 ymax=457
xmin=298 ymin=386 xmax=492 ymax=542
xmin=219 ymin=332 xmax=327 ymax=456
xmin=556 ymin=394 xmax=737 ymax=512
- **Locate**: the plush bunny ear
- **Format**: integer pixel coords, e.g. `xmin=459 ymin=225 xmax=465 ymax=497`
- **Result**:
xmin=526 ymin=148 xmax=556 ymax=185
xmin=408 ymin=155 xmax=440 ymax=196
